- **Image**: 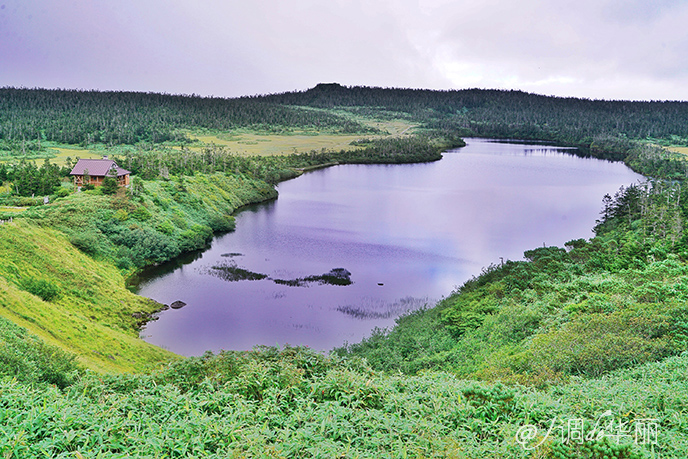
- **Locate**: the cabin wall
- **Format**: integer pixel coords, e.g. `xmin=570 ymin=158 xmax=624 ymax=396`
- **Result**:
xmin=73 ymin=174 xmax=130 ymax=187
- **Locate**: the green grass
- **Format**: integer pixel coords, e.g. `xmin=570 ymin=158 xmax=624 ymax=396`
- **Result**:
xmin=188 ymin=131 xmax=367 ymax=156
xmin=44 ymin=145 xmax=103 ymax=166
xmin=0 ymin=143 xmax=104 ymax=165
xmin=0 ymin=206 xmax=26 ymax=213
xmin=0 ymin=220 xmax=178 ymax=373
xmin=21 ymin=172 xmax=276 ymax=270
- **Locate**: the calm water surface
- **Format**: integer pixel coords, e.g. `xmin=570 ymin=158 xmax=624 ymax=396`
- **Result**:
xmin=135 ymin=139 xmax=643 ymax=355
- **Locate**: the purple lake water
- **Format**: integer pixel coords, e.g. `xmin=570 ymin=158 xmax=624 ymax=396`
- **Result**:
xmin=134 ymin=138 xmax=643 ymax=356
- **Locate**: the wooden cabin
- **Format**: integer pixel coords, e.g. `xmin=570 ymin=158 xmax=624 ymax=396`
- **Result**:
xmin=70 ymin=158 xmax=131 ymax=188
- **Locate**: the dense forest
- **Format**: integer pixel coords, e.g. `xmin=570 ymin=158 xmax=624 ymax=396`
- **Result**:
xmin=262 ymin=83 xmax=688 ymax=155
xmin=0 ymin=87 xmax=372 ymax=148
xmin=1 ymin=85 xmax=688 ymax=457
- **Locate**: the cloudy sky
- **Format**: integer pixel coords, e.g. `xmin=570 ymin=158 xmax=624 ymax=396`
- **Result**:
xmin=1 ymin=0 xmax=687 ymax=101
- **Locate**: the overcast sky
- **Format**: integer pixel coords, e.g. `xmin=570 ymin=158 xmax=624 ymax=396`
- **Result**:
xmin=2 ymin=0 xmax=687 ymax=101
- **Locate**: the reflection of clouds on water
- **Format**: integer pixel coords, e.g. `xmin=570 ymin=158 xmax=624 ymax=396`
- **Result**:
xmin=336 ymin=296 xmax=433 ymax=320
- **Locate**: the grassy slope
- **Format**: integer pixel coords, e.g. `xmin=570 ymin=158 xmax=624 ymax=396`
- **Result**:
xmin=340 ymin=238 xmax=688 ymax=381
xmin=0 ymin=220 xmax=177 ymax=373
xmin=23 ymin=173 xmax=276 ymax=268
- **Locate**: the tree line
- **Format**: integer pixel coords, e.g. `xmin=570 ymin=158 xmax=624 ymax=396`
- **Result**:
xmin=4 ymin=84 xmax=688 ymax=155
xmin=0 ymin=87 xmax=372 ymax=148
xmin=115 ymin=135 xmax=454 ymax=184
xmin=261 ymin=83 xmax=688 ymax=150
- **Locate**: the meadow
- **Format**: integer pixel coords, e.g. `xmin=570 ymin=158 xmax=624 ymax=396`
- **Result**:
xmin=668 ymin=146 xmax=688 ymax=156
xmin=184 ymin=117 xmax=417 ymax=156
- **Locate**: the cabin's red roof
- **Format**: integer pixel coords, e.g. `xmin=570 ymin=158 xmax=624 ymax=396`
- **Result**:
xmin=69 ymin=159 xmax=131 ymax=177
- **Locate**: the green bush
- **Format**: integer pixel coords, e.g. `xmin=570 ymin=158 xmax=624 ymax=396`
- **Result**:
xmin=19 ymin=276 xmax=61 ymax=302
xmin=101 ymin=176 xmax=118 ymax=195
xmin=206 ymin=213 xmax=235 ymax=232
xmin=113 ymin=227 xmax=180 ymax=266
xmin=131 ymin=205 xmax=152 ymax=221
xmin=527 ymin=312 xmax=672 ymax=377
xmin=155 ymin=219 xmax=175 ymax=235
xmin=178 ymin=224 xmax=213 ymax=252
xmin=441 ymin=292 xmax=499 ymax=336
xmin=113 ymin=208 xmax=129 ymax=221
xmin=68 ymin=229 xmax=102 ymax=255
xmin=55 ymin=187 xmax=71 ymax=197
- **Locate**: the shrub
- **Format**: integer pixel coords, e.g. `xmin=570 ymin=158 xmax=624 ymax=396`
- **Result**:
xmin=206 ymin=213 xmax=235 ymax=232
xmin=131 ymin=205 xmax=152 ymax=221
xmin=69 ymin=229 xmax=102 ymax=255
xmin=178 ymin=224 xmax=213 ymax=252
xmin=528 ymin=312 xmax=672 ymax=377
xmin=19 ymin=276 xmax=61 ymax=302
xmin=56 ymin=187 xmax=71 ymax=197
xmin=101 ymin=176 xmax=118 ymax=195
xmin=113 ymin=209 xmax=129 ymax=221
xmin=441 ymin=292 xmax=499 ymax=337
xmin=155 ymin=220 xmax=175 ymax=235
xmin=112 ymin=227 xmax=180 ymax=266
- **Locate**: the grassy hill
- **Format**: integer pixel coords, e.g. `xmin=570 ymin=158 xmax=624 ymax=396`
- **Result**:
xmin=0 ymin=220 xmax=176 ymax=373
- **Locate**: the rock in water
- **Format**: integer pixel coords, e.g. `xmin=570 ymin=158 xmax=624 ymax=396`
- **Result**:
xmin=170 ymin=300 xmax=187 ymax=309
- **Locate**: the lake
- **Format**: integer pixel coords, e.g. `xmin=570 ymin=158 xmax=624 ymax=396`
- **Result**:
xmin=134 ymin=138 xmax=643 ymax=355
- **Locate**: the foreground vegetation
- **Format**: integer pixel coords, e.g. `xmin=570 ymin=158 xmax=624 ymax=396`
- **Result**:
xmin=1 ymin=335 xmax=684 ymax=457
xmin=2 ymin=85 xmax=688 ymax=457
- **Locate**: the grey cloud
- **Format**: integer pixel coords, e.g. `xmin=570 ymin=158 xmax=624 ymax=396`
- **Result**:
xmin=419 ymin=0 xmax=688 ymax=99
xmin=1 ymin=0 xmax=687 ymax=100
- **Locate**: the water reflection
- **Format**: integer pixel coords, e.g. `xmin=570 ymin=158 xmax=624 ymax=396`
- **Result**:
xmin=336 ymin=296 xmax=430 ymax=320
